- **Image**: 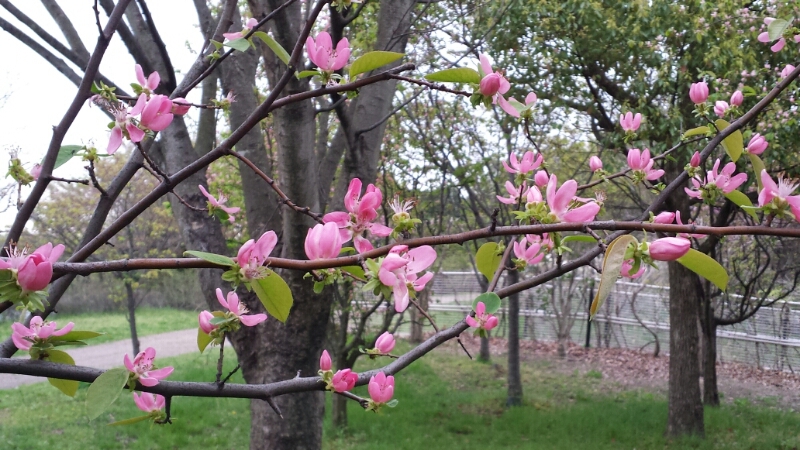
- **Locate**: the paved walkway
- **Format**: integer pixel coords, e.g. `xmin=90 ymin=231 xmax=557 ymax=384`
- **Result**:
xmin=0 ymin=328 xmax=197 ymax=389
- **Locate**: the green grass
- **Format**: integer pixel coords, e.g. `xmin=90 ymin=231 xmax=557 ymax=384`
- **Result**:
xmin=0 ymin=308 xmax=199 ymax=344
xmin=3 ymin=344 xmax=800 ymax=449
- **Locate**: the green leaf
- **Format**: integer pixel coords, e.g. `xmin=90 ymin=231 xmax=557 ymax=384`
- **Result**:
xmin=46 ymin=349 xmax=78 ymax=397
xmin=475 ymin=242 xmax=502 ymax=281
xmin=252 ymin=31 xmax=290 ymax=65
xmin=349 ymin=51 xmax=404 ymax=78
xmin=108 ymin=415 xmax=152 ymax=426
xmin=714 ymin=119 xmax=743 ymax=162
xmin=682 ymin=126 xmax=710 ymax=139
xmin=590 ymin=235 xmax=638 ymax=319
xmin=386 ymin=399 xmax=399 ymax=408
xmin=768 ymin=18 xmax=791 ymax=41
xmin=748 ymin=153 xmax=767 ymax=191
xmin=341 ymin=265 xmax=366 ymax=279
xmin=724 ymin=190 xmax=757 ymax=220
xmin=55 ymin=145 xmax=83 ymax=169
xmin=251 ymin=269 xmax=293 ymax=323
xmin=197 ymin=327 xmax=213 ymax=353
xmin=677 ymin=248 xmax=728 ymax=291
xmin=183 ymin=251 xmax=235 ymax=267
xmin=57 ymin=330 xmax=103 ymax=342
xmin=296 ymin=70 xmax=319 ymax=79
xmin=223 ymin=37 xmax=252 ymax=53
xmin=561 ymin=235 xmax=597 ymax=244
xmin=424 ymin=68 xmax=481 ymax=84
xmin=86 ymin=367 xmax=129 ymax=420
xmin=472 ymin=292 xmax=501 ymax=314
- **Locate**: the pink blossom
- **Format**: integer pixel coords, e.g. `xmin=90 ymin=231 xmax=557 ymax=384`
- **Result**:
xmin=513 ymin=238 xmax=544 ymax=266
xmin=236 ymin=231 xmax=278 ymax=280
xmin=223 ymin=17 xmax=259 ymax=41
xmin=171 ymin=98 xmax=191 ymax=116
xmin=306 ymin=32 xmax=350 ymax=72
xmin=730 ymin=90 xmax=743 ymax=107
xmin=527 ymin=233 xmax=554 ymax=251
xmin=107 ymin=95 xmax=147 ymax=154
xmin=746 ymin=133 xmax=768 ymax=155
xmin=781 ymin=64 xmax=796 ymax=79
xmin=758 ymin=19 xmax=800 ymax=53
xmin=139 ymin=95 xmax=174 ymax=132
xmin=653 ymin=211 xmax=675 ymax=224
xmin=689 ymin=82 xmax=709 ymax=104
xmin=627 ymin=148 xmax=664 ymax=181
xmin=479 ymin=54 xmax=519 ymax=117
xmin=466 ymin=301 xmax=498 ymax=331
xmin=619 ymin=112 xmax=642 ymax=132
xmin=378 ymin=245 xmax=436 ymax=313
xmin=216 ymin=288 xmax=267 ymax=326
xmin=684 ymin=159 xmax=747 ymax=200
xmin=323 ymin=178 xmax=393 ymax=254
xmin=374 ymin=332 xmax=396 ymax=354
xmin=11 ymin=316 xmax=74 ymax=351
xmin=502 ymin=151 xmax=543 ymax=175
xmin=198 ymin=310 xmax=216 ymax=334
xmin=690 ymin=151 xmax=701 ymax=168
xmin=0 ymin=243 xmax=65 ymax=293
xmin=368 ymin=372 xmax=395 ymax=404
xmin=305 ymin=222 xmax=343 ymax=260
xmin=123 ymin=347 xmax=174 ymax=387
xmin=134 ymin=64 xmax=160 ymax=96
xmin=496 ymin=181 xmax=528 ymax=205
xmin=545 ymin=174 xmax=601 ymax=223
xmin=319 ymin=350 xmax=332 ymax=371
xmin=714 ymin=100 xmax=729 ymax=117
xmin=589 ymin=156 xmax=603 ymax=172
xmin=31 ymin=164 xmax=41 ymax=181
xmin=132 ymin=392 xmax=165 ymax=413
xmin=534 ymin=170 xmax=549 ymax=187
xmin=199 ymin=185 xmax=240 ymax=223
xmin=620 ymin=259 xmax=645 ymax=279
xmin=758 ymin=170 xmax=800 ymax=220
xmin=331 ymin=368 xmax=358 ymax=392
xmin=647 ymin=238 xmax=691 ymax=261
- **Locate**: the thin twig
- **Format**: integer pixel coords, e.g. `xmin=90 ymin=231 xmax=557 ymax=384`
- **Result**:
xmin=86 ymin=160 xmax=107 ymax=197
xmin=215 ymin=334 xmax=225 ymax=386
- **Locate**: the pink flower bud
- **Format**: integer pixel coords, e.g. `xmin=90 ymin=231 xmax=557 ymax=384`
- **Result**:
xmin=171 ymin=98 xmax=191 ymax=116
xmin=647 ymin=237 xmax=691 ymax=261
xmin=689 ymin=82 xmax=709 ymax=104
xmin=319 ymin=349 xmax=332 ymax=371
xmin=589 ymin=156 xmax=603 ymax=172
xmin=620 ymin=259 xmax=645 ymax=279
xmin=374 ymin=332 xmax=396 ymax=354
xmin=714 ymin=101 xmax=729 ymax=117
xmin=730 ymin=90 xmax=743 ymax=107
xmin=331 ymin=369 xmax=358 ymax=392
xmin=479 ymin=73 xmax=502 ymax=97
xmin=534 ymin=170 xmax=549 ymax=187
xmin=653 ymin=211 xmax=675 ymax=224
xmin=619 ymin=112 xmax=642 ymax=132
xmin=304 ymin=222 xmax=343 ymax=260
xmin=690 ymin=151 xmax=701 ymax=168
xmin=746 ymin=133 xmax=768 ymax=155
xmin=368 ymin=372 xmax=395 ymax=404
xmin=781 ymin=64 xmax=796 ymax=79
xmin=30 ymin=164 xmax=42 ymax=181
xmin=198 ymin=310 xmax=216 ymax=334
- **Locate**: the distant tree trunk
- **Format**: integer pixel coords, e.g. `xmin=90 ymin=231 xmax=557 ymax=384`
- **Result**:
xmin=702 ymin=313 xmax=720 ymax=406
xmin=479 ymin=335 xmax=491 ymax=362
xmin=667 ymin=261 xmax=704 ymax=436
xmin=410 ymin=288 xmax=429 ymax=343
xmin=506 ymin=269 xmax=522 ymax=407
xmin=124 ymin=279 xmax=140 ymax=355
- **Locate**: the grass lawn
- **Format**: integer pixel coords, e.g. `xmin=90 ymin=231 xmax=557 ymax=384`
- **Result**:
xmin=2 ymin=343 xmax=800 ymax=449
xmin=0 ymin=308 xmax=199 ymax=345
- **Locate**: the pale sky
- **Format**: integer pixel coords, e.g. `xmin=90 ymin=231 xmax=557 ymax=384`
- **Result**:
xmin=0 ymin=1 xmax=203 ymax=230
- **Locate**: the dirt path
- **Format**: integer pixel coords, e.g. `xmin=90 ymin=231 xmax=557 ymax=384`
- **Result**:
xmin=0 ymin=328 xmax=197 ymax=390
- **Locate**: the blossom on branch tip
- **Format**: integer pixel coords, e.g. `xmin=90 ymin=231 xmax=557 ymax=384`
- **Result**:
xmin=689 ymin=82 xmax=709 ymax=104
xmin=545 ymin=174 xmax=601 ymax=223
xmin=502 ymin=151 xmax=543 ymax=176
xmin=627 ymin=148 xmax=664 ymax=181
xmin=513 ymin=238 xmax=544 ymax=267
xmin=466 ymin=301 xmax=498 ymax=332
xmin=323 ymin=178 xmax=392 ymax=254
xmin=0 ymin=242 xmax=65 ymax=293
xmin=198 ymin=310 xmax=216 ymax=334
xmin=216 ymin=288 xmax=267 ymax=326
xmin=237 ymin=231 xmax=278 ymax=281
xmin=368 ymin=372 xmax=395 ymax=404
xmin=133 ymin=392 xmax=166 ymax=413
xmin=684 ymin=159 xmax=747 ymax=201
xmin=690 ymin=152 xmax=701 ymax=168
xmin=534 ymin=170 xmax=549 ymax=187
xmin=646 ymin=237 xmax=691 ymax=261
xmin=107 ymin=96 xmax=146 ymax=154
xmin=330 ymin=368 xmax=358 ymax=392
xmin=589 ymin=156 xmax=603 ymax=172
xmin=11 ymin=316 xmax=73 ymax=351
xmin=223 ymin=17 xmax=258 ymax=41
xmin=199 ymin=185 xmax=240 ymax=223
xmin=306 ymin=32 xmax=350 ymax=72
xmin=134 ymin=64 xmax=160 ymax=97
xmin=758 ymin=170 xmax=800 ymax=221
xmin=497 ymin=181 xmax=528 ymax=205
xmin=139 ymin=95 xmax=174 ymax=132
xmin=320 ymin=350 xmax=332 ymax=371
xmin=714 ymin=101 xmax=729 ymax=117
xmin=373 ymin=332 xmax=396 ymax=354
xmin=619 ymin=112 xmax=642 ymax=132
xmin=123 ymin=347 xmax=174 ymax=387
xmin=305 ymin=222 xmax=343 ymax=260
xmin=478 ymin=54 xmax=519 ymax=117
xmin=746 ymin=133 xmax=768 ymax=155
xmin=730 ymin=90 xmax=743 ymax=107
xmin=652 ymin=211 xmax=675 ymax=224
xmin=378 ymin=245 xmax=436 ymax=313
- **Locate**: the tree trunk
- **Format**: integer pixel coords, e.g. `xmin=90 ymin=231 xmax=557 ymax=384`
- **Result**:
xmin=703 ymin=316 xmax=719 ymax=406
xmin=332 ymin=390 xmax=348 ymax=429
xmin=124 ymin=280 xmax=140 ymax=355
xmin=506 ymin=269 xmax=522 ymax=407
xmin=667 ymin=261 xmax=704 ymax=437
xmin=479 ymin=335 xmax=491 ymax=362
xmin=410 ymin=288 xmax=429 ymax=343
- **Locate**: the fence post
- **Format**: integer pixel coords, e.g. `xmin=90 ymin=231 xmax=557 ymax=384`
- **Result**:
xmin=585 ymin=282 xmax=594 ymax=348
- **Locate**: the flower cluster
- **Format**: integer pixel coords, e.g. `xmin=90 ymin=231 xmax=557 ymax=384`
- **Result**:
xmin=123 ymin=347 xmax=173 ymax=387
